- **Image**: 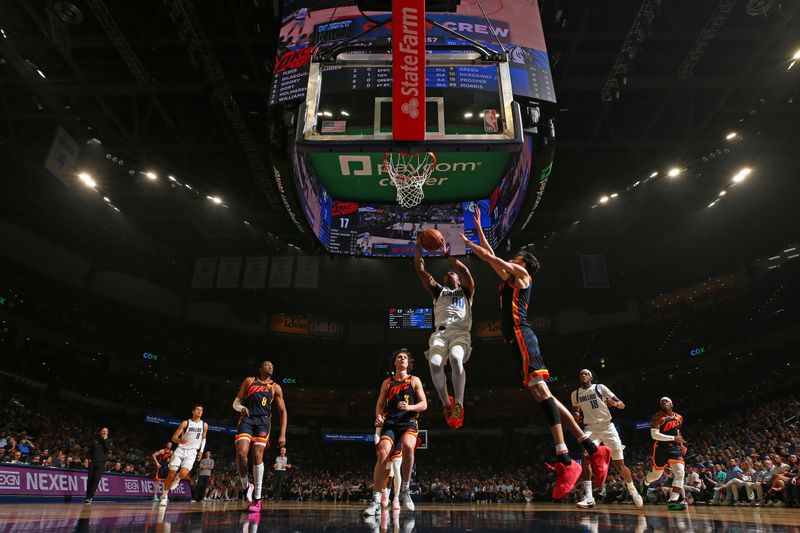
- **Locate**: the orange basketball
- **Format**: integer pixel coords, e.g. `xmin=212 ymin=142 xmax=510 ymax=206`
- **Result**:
xmin=420 ymin=229 xmax=444 ymax=251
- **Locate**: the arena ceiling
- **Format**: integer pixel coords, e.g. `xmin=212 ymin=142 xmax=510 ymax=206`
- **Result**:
xmin=0 ymin=0 xmax=798 ymax=295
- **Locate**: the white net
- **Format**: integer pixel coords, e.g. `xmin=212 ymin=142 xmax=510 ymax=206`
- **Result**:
xmin=382 ymin=152 xmax=436 ymax=208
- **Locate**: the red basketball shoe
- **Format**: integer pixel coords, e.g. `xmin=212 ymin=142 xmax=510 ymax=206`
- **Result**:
xmin=547 ymin=461 xmax=582 ymax=500
xmin=589 ymin=445 xmax=612 ymax=488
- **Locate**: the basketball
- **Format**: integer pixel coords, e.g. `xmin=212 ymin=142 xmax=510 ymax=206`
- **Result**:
xmin=420 ymin=229 xmax=444 ymax=251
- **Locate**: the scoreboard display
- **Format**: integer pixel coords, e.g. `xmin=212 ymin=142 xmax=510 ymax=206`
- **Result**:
xmin=388 ymin=308 xmax=433 ymax=330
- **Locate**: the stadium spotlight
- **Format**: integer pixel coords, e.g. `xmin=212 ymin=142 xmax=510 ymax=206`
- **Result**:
xmin=145 ymin=171 xmax=157 ymax=180
xmin=599 ymin=195 xmax=610 ymax=204
xmin=464 ymin=112 xmax=473 ymax=118
xmin=667 ymin=168 xmax=681 ymax=178
xmin=718 ymin=190 xmax=727 ymax=197
xmin=168 ymin=175 xmax=176 ymax=182
xmin=650 ymin=171 xmax=658 ymax=178
xmin=207 ymin=195 xmax=222 ymax=205
xmin=732 ymin=167 xmax=751 ymax=183
xmin=610 ymin=193 xmax=618 ymax=198
xmin=725 ymin=132 xmax=737 ymax=140
xmin=103 ymin=196 xmax=111 ymax=202
xmin=708 ymin=201 xmax=717 ymax=208
xmin=78 ymin=172 xmax=96 ymax=188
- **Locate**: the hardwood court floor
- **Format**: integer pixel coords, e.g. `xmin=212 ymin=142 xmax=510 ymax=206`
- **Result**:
xmin=0 ymin=501 xmax=798 ymax=532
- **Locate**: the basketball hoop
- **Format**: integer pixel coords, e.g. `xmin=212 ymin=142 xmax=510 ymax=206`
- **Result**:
xmin=382 ymin=152 xmax=436 ymax=208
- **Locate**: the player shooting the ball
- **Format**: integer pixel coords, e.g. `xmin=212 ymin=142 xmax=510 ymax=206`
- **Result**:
xmin=414 ymin=229 xmax=475 ymax=429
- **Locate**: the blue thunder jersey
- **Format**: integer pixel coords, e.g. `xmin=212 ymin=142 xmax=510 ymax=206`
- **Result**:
xmin=244 ymin=378 xmax=274 ymax=417
xmin=656 ymin=412 xmax=683 ymax=443
xmin=498 ymin=281 xmax=532 ymax=339
xmin=385 ymin=376 xmax=417 ymax=422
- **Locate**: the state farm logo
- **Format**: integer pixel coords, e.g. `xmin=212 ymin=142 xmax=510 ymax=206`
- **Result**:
xmin=124 ymin=480 xmax=139 ymax=493
xmin=0 ymin=472 xmax=21 ymax=489
xmin=401 ymin=98 xmax=420 ymax=118
xmin=396 ymin=5 xmax=422 ymax=99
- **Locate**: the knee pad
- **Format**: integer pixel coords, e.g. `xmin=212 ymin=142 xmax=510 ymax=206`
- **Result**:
xmin=645 ymin=469 xmax=663 ymax=485
xmin=428 ymin=350 xmax=445 ymax=368
xmin=671 ymin=462 xmax=685 ymax=489
xmin=538 ymin=397 xmax=561 ymax=427
xmin=448 ymin=345 xmax=465 ymax=372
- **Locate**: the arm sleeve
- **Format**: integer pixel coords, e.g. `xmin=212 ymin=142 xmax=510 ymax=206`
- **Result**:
xmin=650 ymin=428 xmax=676 ymax=442
xmin=233 ymin=397 xmax=244 ymax=412
xmin=570 ymin=391 xmax=578 ymax=407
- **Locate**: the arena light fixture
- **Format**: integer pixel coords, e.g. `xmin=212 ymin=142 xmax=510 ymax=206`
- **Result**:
xmin=207 ymin=195 xmax=222 ymax=205
xmin=708 ymin=201 xmax=717 ymax=208
xmin=599 ymin=195 xmax=609 ymax=204
xmin=649 ymin=171 xmax=658 ymax=178
xmin=732 ymin=167 xmax=751 ymax=183
xmin=145 ymin=171 xmax=157 ymax=180
xmin=168 ymin=175 xmax=176 ymax=182
xmin=667 ymin=168 xmax=681 ymax=178
xmin=610 ymin=193 xmax=618 ymax=198
xmin=78 ymin=172 xmax=96 ymax=188
xmin=464 ymin=112 xmax=473 ymax=118
xmin=103 ymin=196 xmax=111 ymax=202
xmin=725 ymin=132 xmax=737 ymax=140
xmin=718 ymin=190 xmax=726 ymax=197
xmin=793 ymin=49 xmax=800 ymax=60
xmin=185 ymin=183 xmax=192 ymax=190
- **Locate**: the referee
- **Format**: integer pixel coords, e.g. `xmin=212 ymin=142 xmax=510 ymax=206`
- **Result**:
xmin=272 ymin=446 xmax=291 ymax=501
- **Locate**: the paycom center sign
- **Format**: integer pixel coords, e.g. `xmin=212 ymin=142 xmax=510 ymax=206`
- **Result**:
xmin=307 ymin=152 xmax=511 ymax=202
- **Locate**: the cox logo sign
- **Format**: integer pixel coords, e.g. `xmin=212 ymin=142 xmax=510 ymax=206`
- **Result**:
xmin=143 ymin=352 xmax=159 ymax=361
xmin=689 ymin=347 xmax=705 ymax=357
xmin=282 ymin=378 xmax=297 ymax=385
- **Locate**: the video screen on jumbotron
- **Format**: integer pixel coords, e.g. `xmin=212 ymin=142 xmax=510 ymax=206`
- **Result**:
xmin=277 ymin=1 xmax=544 ymax=256
xmin=271 ymin=1 xmax=554 ymax=105
xmin=291 ymin=135 xmax=533 ymax=257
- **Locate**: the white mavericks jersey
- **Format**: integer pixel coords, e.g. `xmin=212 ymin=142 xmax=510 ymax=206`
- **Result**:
xmin=433 ymin=285 xmax=471 ymax=331
xmin=571 ymin=384 xmax=615 ymax=426
xmin=178 ymin=419 xmax=204 ymax=451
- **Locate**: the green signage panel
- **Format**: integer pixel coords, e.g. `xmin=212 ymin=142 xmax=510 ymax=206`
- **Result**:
xmin=307 ymin=152 xmax=512 ymax=202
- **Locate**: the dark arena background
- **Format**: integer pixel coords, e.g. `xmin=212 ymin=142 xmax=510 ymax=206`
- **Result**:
xmin=1 ymin=0 xmax=799 ymax=531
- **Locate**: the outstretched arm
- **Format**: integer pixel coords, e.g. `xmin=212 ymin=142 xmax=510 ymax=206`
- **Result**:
xmin=414 ymin=238 xmax=440 ymax=297
xmin=471 ymin=206 xmax=494 ymax=256
xmin=461 ymin=236 xmax=531 ymax=288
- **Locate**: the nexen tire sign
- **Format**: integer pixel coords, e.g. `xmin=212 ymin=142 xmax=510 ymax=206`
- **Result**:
xmin=393 ymin=0 xmax=425 ymax=141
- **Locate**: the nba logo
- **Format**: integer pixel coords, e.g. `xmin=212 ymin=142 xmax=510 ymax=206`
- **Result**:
xmin=483 ymin=110 xmax=498 ymax=133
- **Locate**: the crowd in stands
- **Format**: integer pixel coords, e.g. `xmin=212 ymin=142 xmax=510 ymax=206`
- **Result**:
xmin=2 ymin=368 xmax=798 ymax=507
